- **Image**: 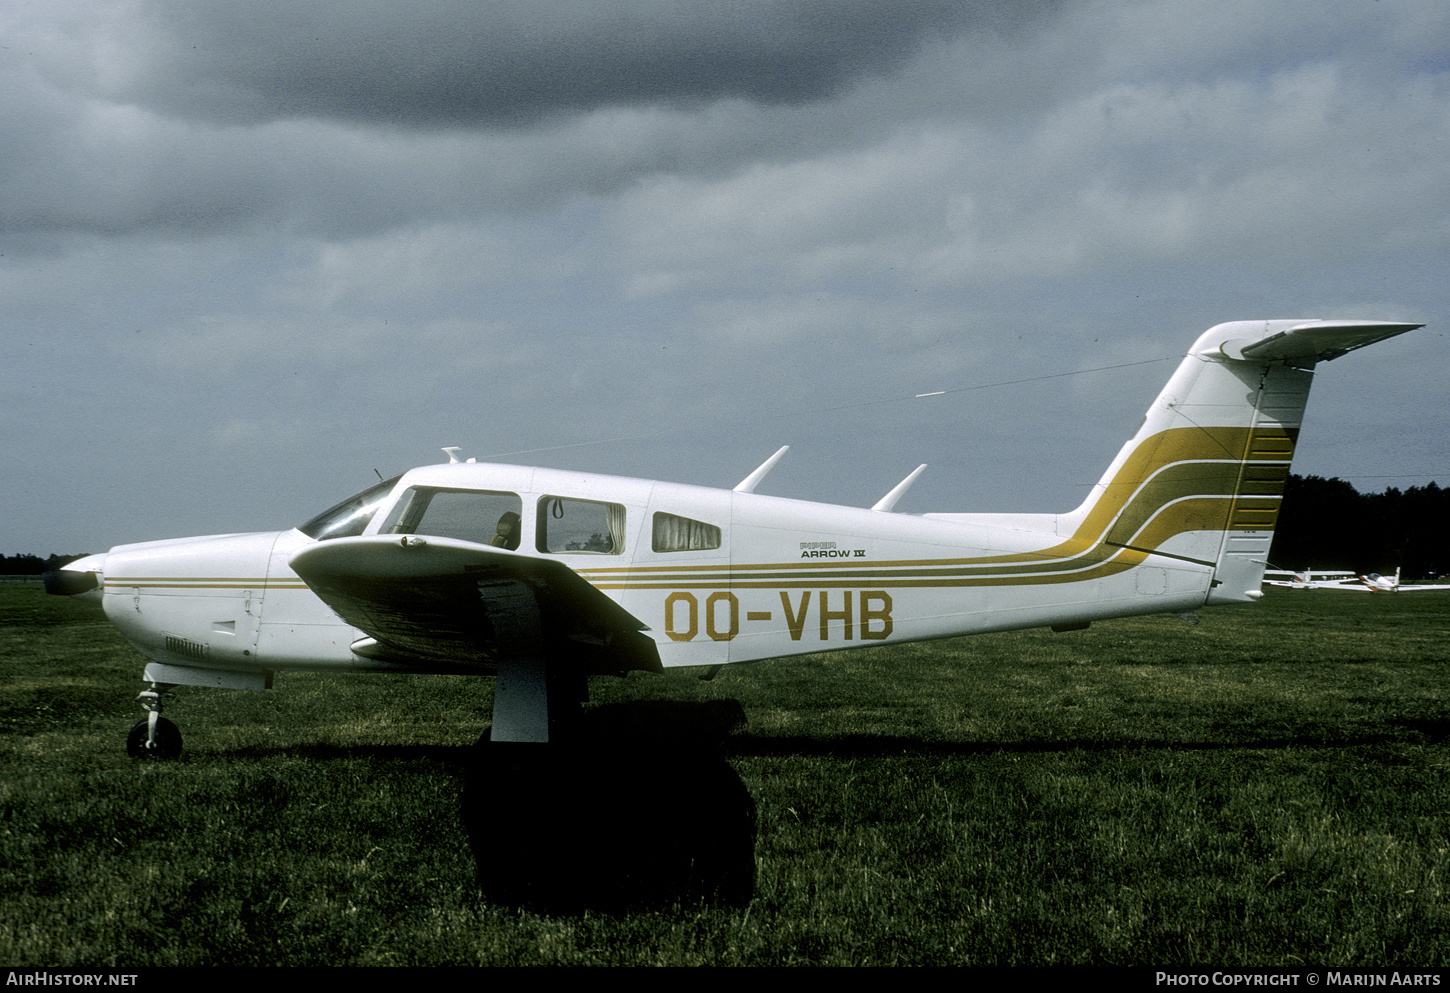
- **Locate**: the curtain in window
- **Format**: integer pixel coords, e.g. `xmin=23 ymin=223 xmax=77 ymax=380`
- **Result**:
xmin=653 ymin=513 xmax=722 ymax=552
xmin=607 ymin=503 xmax=627 ymax=552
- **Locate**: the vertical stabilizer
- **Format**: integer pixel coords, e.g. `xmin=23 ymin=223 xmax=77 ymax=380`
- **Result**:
xmin=1057 ymin=320 xmax=1420 ymax=604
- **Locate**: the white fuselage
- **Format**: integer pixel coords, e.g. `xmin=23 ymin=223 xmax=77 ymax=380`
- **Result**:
xmin=90 ymin=462 xmax=1216 ymax=680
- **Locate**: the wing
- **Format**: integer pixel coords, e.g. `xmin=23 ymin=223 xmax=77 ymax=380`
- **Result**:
xmin=289 ymin=535 xmax=661 ymax=674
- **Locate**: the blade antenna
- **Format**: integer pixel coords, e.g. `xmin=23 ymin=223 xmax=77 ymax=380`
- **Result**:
xmin=734 ymin=446 xmax=790 ymax=493
xmin=872 ymin=465 xmax=928 ymax=512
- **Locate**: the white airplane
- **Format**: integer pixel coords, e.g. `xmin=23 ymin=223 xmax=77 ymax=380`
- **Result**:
xmin=1264 ymin=568 xmax=1356 ymax=589
xmin=1265 ymin=567 xmax=1447 ymax=592
xmin=45 ymin=318 xmax=1424 ymax=758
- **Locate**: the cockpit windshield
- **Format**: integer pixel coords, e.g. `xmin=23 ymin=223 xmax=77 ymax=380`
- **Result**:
xmin=298 ymin=475 xmax=402 ymax=541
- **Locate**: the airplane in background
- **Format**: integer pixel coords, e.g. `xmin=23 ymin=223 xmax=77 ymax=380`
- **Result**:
xmin=1265 ymin=567 xmax=1447 ymax=592
xmin=1264 ymin=569 xmax=1355 ymax=589
xmin=45 ymin=318 xmax=1424 ymax=758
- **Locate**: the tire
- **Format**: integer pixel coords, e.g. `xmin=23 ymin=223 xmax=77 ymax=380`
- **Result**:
xmin=126 ymin=717 xmax=183 ymax=759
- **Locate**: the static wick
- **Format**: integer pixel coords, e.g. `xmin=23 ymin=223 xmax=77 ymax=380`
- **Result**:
xmin=915 ymin=391 xmax=946 ymax=398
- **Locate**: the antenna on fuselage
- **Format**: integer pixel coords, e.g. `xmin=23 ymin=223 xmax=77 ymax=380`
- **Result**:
xmin=734 ymin=446 xmax=790 ymax=493
xmin=872 ymin=464 xmax=928 ymax=512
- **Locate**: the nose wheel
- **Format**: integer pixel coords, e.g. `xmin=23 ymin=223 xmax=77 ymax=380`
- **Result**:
xmin=127 ymin=683 xmax=183 ymax=759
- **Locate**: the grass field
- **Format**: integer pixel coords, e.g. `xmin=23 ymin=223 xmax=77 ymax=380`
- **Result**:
xmin=2 ymin=579 xmax=1447 ymax=966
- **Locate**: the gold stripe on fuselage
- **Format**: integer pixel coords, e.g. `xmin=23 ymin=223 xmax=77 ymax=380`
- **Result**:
xmin=104 ymin=578 xmax=310 ymax=591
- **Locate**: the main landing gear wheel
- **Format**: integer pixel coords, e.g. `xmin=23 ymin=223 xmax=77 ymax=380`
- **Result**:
xmin=127 ymin=717 xmax=183 ymax=759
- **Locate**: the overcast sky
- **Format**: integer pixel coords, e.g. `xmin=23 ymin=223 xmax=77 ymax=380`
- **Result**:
xmin=5 ymin=0 xmax=1447 ymax=554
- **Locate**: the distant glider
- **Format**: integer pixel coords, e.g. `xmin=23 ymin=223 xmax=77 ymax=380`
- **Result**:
xmin=45 ymin=318 xmax=1424 ymax=757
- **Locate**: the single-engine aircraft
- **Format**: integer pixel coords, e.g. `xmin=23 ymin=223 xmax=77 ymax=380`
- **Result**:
xmin=45 ymin=319 xmax=1424 ymax=757
xmin=1265 ymin=567 xmax=1446 ymax=592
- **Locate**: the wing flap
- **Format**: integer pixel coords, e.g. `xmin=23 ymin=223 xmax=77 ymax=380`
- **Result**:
xmin=290 ymin=535 xmax=660 ymax=673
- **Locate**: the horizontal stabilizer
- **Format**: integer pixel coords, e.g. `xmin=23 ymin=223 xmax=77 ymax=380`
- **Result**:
xmin=1207 ymin=320 xmax=1421 ymax=367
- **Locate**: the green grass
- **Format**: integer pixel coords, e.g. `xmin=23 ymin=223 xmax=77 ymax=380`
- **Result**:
xmin=2 ymin=581 xmax=1447 ymax=966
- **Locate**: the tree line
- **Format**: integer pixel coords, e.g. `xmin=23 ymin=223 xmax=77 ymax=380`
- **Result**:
xmin=1271 ymin=475 xmax=1450 ymax=579
xmin=0 ymin=553 xmax=92 ymax=575
xmin=4 ymin=474 xmax=1447 ymax=579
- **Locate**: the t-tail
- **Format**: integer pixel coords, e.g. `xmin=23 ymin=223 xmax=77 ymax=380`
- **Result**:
xmin=1052 ymin=319 xmax=1421 ymax=605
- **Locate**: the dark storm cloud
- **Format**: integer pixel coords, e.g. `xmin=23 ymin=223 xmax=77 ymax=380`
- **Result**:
xmin=7 ymin=0 xmax=1447 ymax=553
xmin=120 ymin=0 xmax=1059 ymax=126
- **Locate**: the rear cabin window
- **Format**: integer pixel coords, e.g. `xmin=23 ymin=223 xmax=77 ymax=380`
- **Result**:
xmin=652 ymin=512 xmax=722 ymax=552
xmin=380 ymin=488 xmax=523 ymax=549
xmin=537 ymin=497 xmax=625 ymax=554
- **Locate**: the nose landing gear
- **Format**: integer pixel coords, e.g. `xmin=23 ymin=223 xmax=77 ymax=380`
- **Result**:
xmin=127 ymin=683 xmax=183 ymax=759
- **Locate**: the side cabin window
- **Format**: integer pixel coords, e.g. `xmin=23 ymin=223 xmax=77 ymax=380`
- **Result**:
xmin=537 ymin=497 xmax=625 ymax=554
xmin=652 ymin=512 xmax=722 ymax=552
xmin=380 ymin=488 xmax=523 ymax=549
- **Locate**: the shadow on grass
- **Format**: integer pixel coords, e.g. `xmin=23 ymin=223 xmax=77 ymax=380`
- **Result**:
xmin=461 ymin=698 xmax=757 ymax=915
xmin=208 ymin=699 xmax=756 ymax=915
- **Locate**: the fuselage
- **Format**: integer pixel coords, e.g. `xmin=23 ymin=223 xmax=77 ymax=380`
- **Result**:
xmin=81 ymin=459 xmax=1219 ymax=681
